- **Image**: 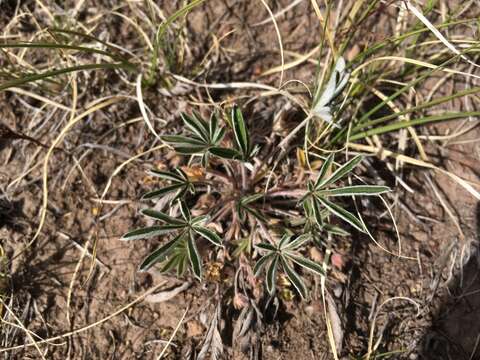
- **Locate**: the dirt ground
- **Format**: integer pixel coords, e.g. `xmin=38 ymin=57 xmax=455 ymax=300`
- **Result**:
xmin=0 ymin=1 xmax=479 ymax=359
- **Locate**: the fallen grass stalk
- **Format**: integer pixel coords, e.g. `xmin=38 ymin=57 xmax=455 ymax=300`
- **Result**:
xmin=0 ymin=299 xmax=47 ymax=359
xmin=0 ymin=62 xmax=135 ymax=92
xmin=0 ymin=281 xmax=169 ymax=353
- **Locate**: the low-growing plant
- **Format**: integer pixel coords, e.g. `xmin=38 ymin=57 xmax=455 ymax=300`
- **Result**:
xmin=122 ymin=106 xmax=390 ymax=299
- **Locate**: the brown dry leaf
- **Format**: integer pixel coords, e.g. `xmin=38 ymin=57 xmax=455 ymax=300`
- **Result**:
xmin=205 ymin=222 xmax=223 ymax=234
xmin=309 ymin=247 xmax=323 ymax=263
xmin=278 ymin=274 xmax=291 ymax=287
xmin=181 ymin=165 xmax=205 ymax=181
xmin=331 ymin=270 xmax=348 ymax=284
xmin=331 ymin=253 xmax=345 ymax=270
xmin=187 ymin=320 xmax=204 ymax=338
xmin=206 ymin=262 xmax=223 ymax=282
xmin=166 ymin=151 xmax=182 ymax=167
xmin=346 ymin=44 xmax=360 ymax=61
xmin=142 ymin=175 xmax=157 ymax=185
xmin=327 ymin=293 xmax=344 ymax=354
xmin=154 ymin=162 xmax=168 ymax=171
xmin=196 ymin=193 xmax=216 ymax=209
xmin=233 ymin=293 xmax=249 ymax=310
xmin=145 ymin=282 xmax=190 ymax=303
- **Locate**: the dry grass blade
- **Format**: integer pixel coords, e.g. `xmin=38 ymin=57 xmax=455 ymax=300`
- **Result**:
xmin=0 ymin=299 xmax=46 ymax=359
xmin=156 ymin=307 xmax=188 ymax=359
xmin=259 ymin=0 xmax=285 ymax=87
xmin=0 ymin=281 xmax=168 ymax=353
xmin=25 ymin=97 xmax=124 ymax=259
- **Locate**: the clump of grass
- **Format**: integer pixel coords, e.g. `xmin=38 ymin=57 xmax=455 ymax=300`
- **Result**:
xmin=122 ymin=106 xmax=389 ymax=299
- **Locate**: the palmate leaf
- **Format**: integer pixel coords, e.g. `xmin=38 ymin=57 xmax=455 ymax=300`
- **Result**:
xmin=160 ymin=253 xmax=181 ymax=274
xmin=160 ymin=247 xmax=189 ymax=277
xmin=266 ymin=255 xmax=279 ymax=295
xmin=284 ymin=253 xmax=325 ymax=277
xmin=254 ymin=233 xmax=324 ymax=298
xmin=280 ymin=255 xmax=307 ymax=299
xmin=317 ymin=155 xmax=363 ymax=189
xmin=121 ymin=224 xmax=185 ymax=241
xmin=255 ymin=242 xmax=277 ymax=252
xmin=281 ymin=233 xmax=311 ymax=251
xmin=179 ymin=200 xmax=192 ymax=221
xmin=140 ymin=209 xmax=187 ymax=225
xmin=278 ymin=233 xmax=292 ymax=249
xmin=190 ymin=215 xmax=209 ymax=226
xmin=323 ymin=224 xmax=350 ymax=236
xmin=316 ymin=196 xmax=365 ymax=232
xmin=209 ymin=146 xmax=242 ymax=160
xmin=148 ymin=168 xmax=188 ymax=182
xmin=176 ymin=251 xmax=188 ymax=276
xmin=181 ymin=112 xmax=209 ymax=142
xmin=253 ymin=253 xmax=274 ymax=276
xmin=311 ymin=196 xmax=324 ymax=227
xmin=161 ymin=135 xmax=208 ymax=154
xmin=187 ymin=233 xmax=202 ymax=279
xmin=164 ymin=112 xmax=226 ymax=159
xmin=231 ymin=105 xmax=251 ymax=159
xmin=314 ymin=153 xmax=334 ymax=188
xmin=193 ymin=226 xmax=222 ymax=246
xmin=320 ymin=185 xmax=390 ymax=197
xmin=237 ymin=193 xmax=267 ymax=222
xmin=240 ymin=193 xmax=264 ymax=205
xmin=141 ymin=184 xmax=185 ymax=200
xmin=209 ymin=112 xmax=225 ymax=144
xmin=139 ymin=233 xmax=185 ymax=271
xmin=143 ymin=168 xmax=192 ymax=202
xmin=239 ymin=205 xmax=267 ymax=223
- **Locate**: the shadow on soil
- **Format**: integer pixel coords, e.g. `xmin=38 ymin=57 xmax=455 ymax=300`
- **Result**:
xmin=420 ymin=203 xmax=480 ymax=360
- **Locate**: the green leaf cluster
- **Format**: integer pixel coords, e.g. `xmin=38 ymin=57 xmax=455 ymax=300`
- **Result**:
xmin=122 ymin=200 xmax=222 ymax=279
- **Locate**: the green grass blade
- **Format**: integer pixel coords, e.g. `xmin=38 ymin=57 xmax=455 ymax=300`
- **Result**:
xmin=0 ymin=42 xmax=122 ymax=60
xmin=0 ymin=62 xmax=134 ymax=92
xmin=49 ymin=28 xmax=129 ymax=59
xmin=351 ymin=86 xmax=480 ymax=133
xmin=150 ymin=0 xmax=206 ymax=80
xmin=350 ymin=112 xmax=480 ymax=141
